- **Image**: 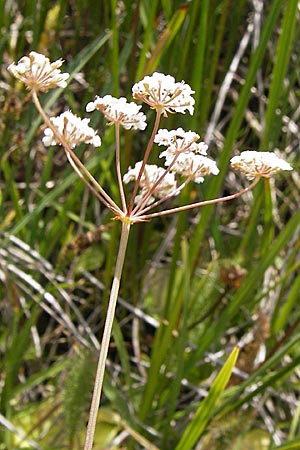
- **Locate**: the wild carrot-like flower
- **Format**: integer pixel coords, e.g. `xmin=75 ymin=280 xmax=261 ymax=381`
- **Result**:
xmin=132 ymin=72 xmax=195 ymax=117
xmin=42 ymin=111 xmax=101 ymax=149
xmin=165 ymin=152 xmax=220 ymax=184
xmin=86 ymin=95 xmax=147 ymax=130
xmin=155 ymin=128 xmax=208 ymax=158
xmin=8 ymin=51 xmax=69 ymax=92
xmin=123 ymin=162 xmax=178 ymax=204
xmin=230 ymin=151 xmax=293 ymax=180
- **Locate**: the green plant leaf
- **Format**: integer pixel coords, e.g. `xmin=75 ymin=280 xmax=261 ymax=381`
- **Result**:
xmin=175 ymin=346 xmax=239 ymax=450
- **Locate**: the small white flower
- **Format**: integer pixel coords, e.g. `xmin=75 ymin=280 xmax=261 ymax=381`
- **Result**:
xmin=155 ymin=128 xmax=208 ymax=158
xmin=165 ymin=153 xmax=219 ymax=184
xmin=86 ymin=95 xmax=147 ymax=130
xmin=132 ymin=72 xmax=195 ymax=117
xmin=230 ymin=151 xmax=293 ymax=180
xmin=8 ymin=51 xmax=69 ymax=92
xmin=123 ymin=162 xmax=178 ymax=204
xmin=42 ymin=111 xmax=101 ymax=149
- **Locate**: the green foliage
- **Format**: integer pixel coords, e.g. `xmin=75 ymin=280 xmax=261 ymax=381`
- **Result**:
xmin=63 ymin=350 xmax=96 ymax=443
xmin=175 ymin=347 xmax=239 ymax=450
xmin=1 ymin=1 xmax=299 ymax=449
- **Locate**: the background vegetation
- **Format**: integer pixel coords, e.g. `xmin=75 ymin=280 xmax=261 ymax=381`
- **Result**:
xmin=1 ymin=1 xmax=300 ymax=449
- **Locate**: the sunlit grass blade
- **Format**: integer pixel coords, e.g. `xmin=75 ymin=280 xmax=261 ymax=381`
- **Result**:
xmin=143 ymin=4 xmax=188 ymax=75
xmin=174 ymin=346 xmax=239 ymax=450
xmin=215 ymin=330 xmax=300 ymax=417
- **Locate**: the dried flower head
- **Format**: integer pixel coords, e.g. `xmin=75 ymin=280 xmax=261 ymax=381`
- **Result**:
xmin=8 ymin=51 xmax=70 ymax=92
xmin=123 ymin=162 xmax=178 ymax=204
xmin=132 ymin=72 xmax=195 ymax=117
xmin=86 ymin=95 xmax=147 ymax=130
xmin=165 ymin=153 xmax=219 ymax=184
xmin=230 ymin=151 xmax=293 ymax=180
xmin=42 ymin=111 xmax=101 ymax=149
xmin=155 ymin=128 xmax=208 ymax=158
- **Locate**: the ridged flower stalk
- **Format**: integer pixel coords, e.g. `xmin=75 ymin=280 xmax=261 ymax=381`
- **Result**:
xmin=83 ymin=220 xmax=131 ymax=450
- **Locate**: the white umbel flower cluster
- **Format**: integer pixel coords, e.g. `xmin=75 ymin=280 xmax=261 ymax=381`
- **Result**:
xmin=165 ymin=153 xmax=220 ymax=184
xmin=86 ymin=95 xmax=147 ymax=130
xmin=123 ymin=162 xmax=178 ymax=204
xmin=8 ymin=51 xmax=69 ymax=92
xmin=154 ymin=127 xmax=217 ymax=183
xmin=132 ymin=72 xmax=195 ymax=117
xmin=230 ymin=151 xmax=293 ymax=180
xmin=155 ymin=128 xmax=208 ymax=158
xmin=42 ymin=111 xmax=101 ymax=149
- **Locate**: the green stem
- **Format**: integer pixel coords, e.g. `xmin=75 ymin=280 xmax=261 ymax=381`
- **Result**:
xmin=136 ymin=177 xmax=260 ymax=221
xmin=83 ymin=221 xmax=131 ymax=450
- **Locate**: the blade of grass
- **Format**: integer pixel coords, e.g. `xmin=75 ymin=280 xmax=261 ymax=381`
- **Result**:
xmin=219 ymin=348 xmax=300 ymax=417
xmin=162 ymin=239 xmax=190 ymax=445
xmin=272 ymin=274 xmax=300 ymax=334
xmin=185 ymin=209 xmax=300 ymax=372
xmin=289 ymin=401 xmax=300 ymax=441
xmin=188 ymin=0 xmax=284 ymax=265
xmin=135 ymin=0 xmax=160 ymax=80
xmin=215 ymin=330 xmax=300 ymax=417
xmin=6 ymin=141 xmax=114 ymax=241
xmin=260 ymin=0 xmax=299 ymax=149
xmin=110 ymin=0 xmax=120 ymax=97
xmin=198 ymin=0 xmax=231 ymax=131
xmin=177 ymin=0 xmax=200 ymax=77
xmin=274 ymin=442 xmax=300 ymax=450
xmin=138 ymin=263 xmax=187 ymax=421
xmin=174 ymin=346 xmax=239 ymax=450
xmin=143 ymin=4 xmax=188 ymax=75
xmin=239 ymin=0 xmax=298 ymax=256
xmin=190 ymin=0 xmax=210 ymax=132
xmin=0 ymin=307 xmax=38 ymax=447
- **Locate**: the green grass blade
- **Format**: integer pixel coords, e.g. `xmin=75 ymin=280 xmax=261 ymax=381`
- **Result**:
xmin=272 ymin=274 xmax=300 ymax=334
xmin=190 ymin=0 xmax=209 ymax=131
xmin=135 ymin=0 xmax=160 ymax=80
xmin=198 ymin=0 xmax=231 ymax=130
xmin=215 ymin=330 xmax=300 ymax=417
xmin=274 ymin=442 xmax=300 ymax=450
xmin=185 ymin=209 xmax=300 ymax=371
xmin=260 ymin=0 xmax=299 ymax=149
xmin=188 ymin=0 xmax=284 ymax=264
xmin=110 ymin=0 xmax=120 ymax=96
xmin=143 ymin=4 xmax=188 ymax=75
xmin=162 ymin=240 xmax=190 ymax=444
xmin=174 ymin=346 xmax=239 ymax=450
